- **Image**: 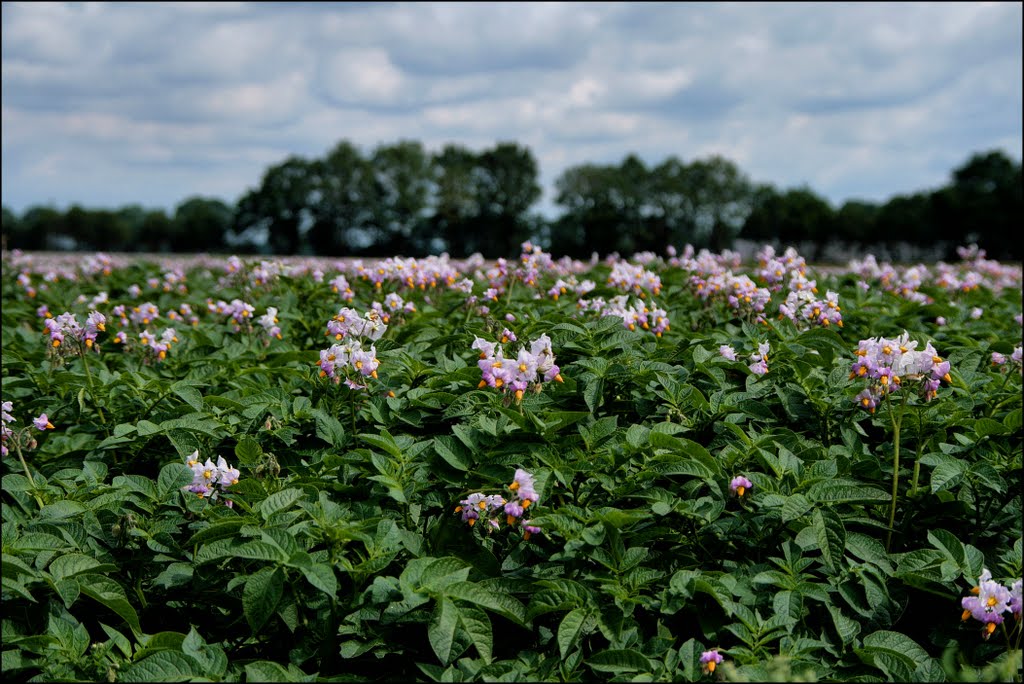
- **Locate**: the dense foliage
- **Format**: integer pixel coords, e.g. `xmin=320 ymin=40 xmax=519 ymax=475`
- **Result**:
xmin=2 ymin=242 xmax=1021 ymax=682
xmin=3 ymin=144 xmax=1021 ymax=262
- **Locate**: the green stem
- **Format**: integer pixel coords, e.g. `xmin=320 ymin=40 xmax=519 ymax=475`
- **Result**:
xmin=140 ymin=390 xmax=172 ymax=421
xmin=909 ymin=406 xmax=924 ymax=497
xmin=504 ymin=273 xmax=517 ymax=307
xmin=13 ymin=439 xmax=44 ymax=509
xmin=885 ymin=391 xmax=905 ymax=552
xmin=79 ymin=347 xmax=108 ymax=426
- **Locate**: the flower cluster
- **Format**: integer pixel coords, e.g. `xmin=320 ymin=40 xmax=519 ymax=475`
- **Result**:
xmin=607 ymin=261 xmax=662 ymax=297
xmin=547 ymin=276 xmax=595 ymax=301
xmin=991 ymin=346 xmax=1023 ymax=374
xmin=680 ymin=252 xmax=773 ymax=324
xmin=74 ymin=291 xmax=110 ymax=309
xmin=472 ymin=333 xmax=563 ymax=403
xmin=318 ymin=307 xmax=387 ymax=389
xmin=130 ymin=328 xmax=179 ymax=363
xmin=850 ymin=332 xmax=952 ymax=412
xmin=329 ymin=274 xmax=355 ymax=301
xmin=371 ymin=293 xmax=416 ymax=325
xmin=43 ymin=311 xmax=107 ymax=354
xmin=960 ymin=569 xmax=1022 ymax=639
xmin=754 ymin=245 xmax=808 ymax=292
xmin=184 ymin=450 xmax=240 ymax=506
xmin=351 ymin=255 xmax=467 ymax=292
xmin=2 ymin=402 xmax=54 ymax=457
xmin=317 ymin=339 xmax=380 ymax=389
xmin=748 ymin=342 xmax=770 ymax=376
xmin=778 ymin=289 xmax=843 ymax=329
xmin=256 ymin=307 xmax=283 ymax=344
xmin=725 ymin=274 xmax=772 ymax=320
xmin=166 ymin=303 xmax=200 ymax=327
xmin=581 ymin=295 xmax=670 ymax=337
xmin=454 ymin=468 xmax=542 ymax=539
xmin=151 ymin=267 xmax=188 ymax=294
xmin=206 ymin=298 xmax=256 ymax=332
xmin=718 ymin=341 xmax=770 ymax=376
xmin=127 ymin=302 xmax=162 ymax=327
xmin=847 ymin=255 xmax=934 ymax=304
xmin=325 ymin=307 xmax=387 ymax=342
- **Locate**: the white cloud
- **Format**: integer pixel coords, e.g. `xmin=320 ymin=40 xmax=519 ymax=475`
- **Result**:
xmin=0 ymin=1 xmax=1019 ymax=215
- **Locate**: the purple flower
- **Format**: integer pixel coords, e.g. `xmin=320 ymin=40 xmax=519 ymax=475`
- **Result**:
xmin=504 ymin=501 xmax=524 ymax=525
xmin=699 ymin=650 xmax=724 ymax=674
xmin=1009 ymin=579 xmax=1022 ymax=621
xmin=730 ymin=476 xmax=752 ymax=497
xmin=719 ymin=345 xmax=737 ymax=361
xmin=748 ymin=359 xmax=768 ymax=376
xmin=510 ymin=468 xmax=538 ymax=504
xmin=855 ymin=389 xmax=878 ymax=413
xmin=961 ymin=569 xmax=1013 ymax=639
xmin=216 ymin=456 xmax=240 ymax=489
xmin=33 ymin=413 xmax=54 ymax=431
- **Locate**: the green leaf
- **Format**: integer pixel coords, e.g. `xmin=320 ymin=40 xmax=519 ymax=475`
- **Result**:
xmin=171 ymin=382 xmax=204 ymax=411
xmin=359 ymin=430 xmax=403 ymax=458
xmin=119 ymin=650 xmax=204 ymax=682
xmin=78 ymin=575 xmax=142 ymax=634
xmin=812 ymin=507 xmax=847 ymax=573
xmin=857 ymin=630 xmax=931 ymax=681
xmin=428 ymin=597 xmax=460 ymax=665
xmin=587 ymin=648 xmax=653 ymax=674
xmin=39 ymin=500 xmax=89 ymax=519
xmin=444 ymin=581 xmax=527 ymax=625
xmin=974 ymin=417 xmax=1007 ymax=437
xmin=312 ymin=409 xmax=346 ymax=448
xmin=234 ymin=541 xmax=288 ymax=563
xmin=558 ymin=607 xmax=591 ymax=660
xmin=235 ymin=435 xmax=263 ymax=465
xmin=243 ymin=567 xmax=284 ymax=633
xmin=157 ymin=462 xmax=193 ymax=498
xmin=433 ymin=436 xmax=469 ymax=471
xmin=152 ymin=563 xmax=194 ymax=590
xmin=48 ymin=553 xmax=115 ymax=581
xmin=53 ymin=578 xmax=80 ymax=608
xmin=807 ymin=480 xmax=890 ymax=504
xmin=781 ymin=494 xmax=813 ymax=523
xmin=417 ymin=557 xmax=472 ymax=594
xmin=928 ymin=529 xmax=969 ymax=576
xmin=300 ymin=563 xmax=338 ymax=598
xmin=136 ymin=419 xmax=162 ymax=436
xmin=258 ymin=488 xmax=305 ymax=517
xmin=625 ymin=424 xmax=650 ymax=449
xmin=186 ymin=519 xmax=248 ymax=547
xmin=583 ymin=376 xmax=605 ymax=413
xmin=244 ymin=661 xmax=297 ymax=682
xmin=182 ymin=627 xmax=227 ymax=677
xmin=456 ymin=602 xmax=493 ymax=665
xmin=930 ymin=459 xmax=966 ymax=493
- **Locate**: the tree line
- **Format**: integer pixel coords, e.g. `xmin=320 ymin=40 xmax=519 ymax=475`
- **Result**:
xmin=2 ymin=141 xmax=1020 ymax=262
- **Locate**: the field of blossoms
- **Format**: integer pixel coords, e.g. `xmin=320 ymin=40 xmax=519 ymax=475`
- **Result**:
xmin=1 ymin=242 xmax=1021 ymax=683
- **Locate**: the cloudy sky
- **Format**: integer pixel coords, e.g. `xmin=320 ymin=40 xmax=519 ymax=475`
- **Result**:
xmin=2 ymin=1 xmax=1021 ymax=218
